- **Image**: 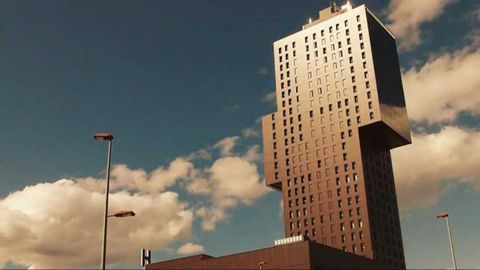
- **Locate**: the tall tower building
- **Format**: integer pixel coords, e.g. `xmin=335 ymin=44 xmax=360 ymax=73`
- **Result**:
xmin=262 ymin=2 xmax=410 ymax=268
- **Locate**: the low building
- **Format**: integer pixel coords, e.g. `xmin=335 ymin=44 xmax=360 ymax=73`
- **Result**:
xmin=147 ymin=238 xmax=390 ymax=269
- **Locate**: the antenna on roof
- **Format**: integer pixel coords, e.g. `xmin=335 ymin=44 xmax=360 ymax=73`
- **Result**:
xmin=330 ymin=1 xmax=337 ymax=12
xmin=341 ymin=0 xmax=353 ymax=11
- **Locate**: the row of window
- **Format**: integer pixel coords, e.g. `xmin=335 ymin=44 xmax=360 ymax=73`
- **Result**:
xmin=277 ymin=14 xmax=363 ymax=55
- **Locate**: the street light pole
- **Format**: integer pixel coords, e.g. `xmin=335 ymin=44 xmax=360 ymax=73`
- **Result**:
xmin=437 ymin=212 xmax=457 ymax=270
xmin=94 ymin=133 xmax=114 ymax=270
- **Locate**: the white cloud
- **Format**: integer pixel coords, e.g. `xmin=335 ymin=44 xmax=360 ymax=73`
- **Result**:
xmin=209 ymin=156 xmax=266 ymax=206
xmin=392 ymin=126 xmax=480 ymax=211
xmin=262 ymin=91 xmax=276 ymax=104
xmin=241 ymin=145 xmax=262 ymax=162
xmin=186 ymin=149 xmax=211 ymax=161
xmin=195 ymin=207 xmax=227 ymax=231
xmin=186 ymin=177 xmax=211 ymax=195
xmin=0 ymin=180 xmax=193 ymax=269
xmin=242 ymin=127 xmax=260 ymax=138
xmin=78 ymin=158 xmax=194 ymax=194
xmin=176 ymin=242 xmax=204 ymax=255
xmin=402 ymin=45 xmax=480 ymax=123
xmin=213 ymin=136 xmax=239 ymax=156
xmin=195 ymin=154 xmax=268 ymax=231
xmin=278 ymin=199 xmax=283 ymax=217
xmin=187 ymin=145 xmax=268 ymax=231
xmin=386 ymin=0 xmax=455 ymax=50
xmin=0 ymin=134 xmax=269 ymax=267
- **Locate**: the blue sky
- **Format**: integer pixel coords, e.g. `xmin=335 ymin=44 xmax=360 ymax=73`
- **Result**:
xmin=1 ymin=0 xmax=479 ymax=268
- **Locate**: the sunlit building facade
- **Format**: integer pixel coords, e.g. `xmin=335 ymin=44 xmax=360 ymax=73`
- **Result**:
xmin=262 ymin=2 xmax=411 ymax=268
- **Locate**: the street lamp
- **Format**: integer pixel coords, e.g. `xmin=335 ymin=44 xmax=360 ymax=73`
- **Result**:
xmin=436 ymin=212 xmax=457 ymax=270
xmin=258 ymin=261 xmax=267 ymax=270
xmin=94 ymin=133 xmax=114 ymax=270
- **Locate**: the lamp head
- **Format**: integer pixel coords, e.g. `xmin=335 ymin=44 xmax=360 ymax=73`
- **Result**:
xmin=436 ymin=212 xmax=449 ymax=219
xmin=94 ymin=133 xmax=114 ymax=141
xmin=112 ymin=210 xmax=135 ymax=217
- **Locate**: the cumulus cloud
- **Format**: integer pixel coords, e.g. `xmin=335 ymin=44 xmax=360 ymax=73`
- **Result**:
xmin=189 ymin=145 xmax=269 ymax=230
xmin=213 ymin=136 xmax=239 ymax=156
xmin=0 ymin=134 xmax=269 ymax=268
xmin=176 ymin=242 xmax=204 ymax=255
xmin=186 ymin=149 xmax=211 ymax=161
xmin=209 ymin=156 xmax=266 ymax=206
xmin=195 ymin=156 xmax=268 ymax=230
xmin=195 ymin=207 xmax=227 ymax=231
xmin=392 ymin=126 xmax=480 ymax=211
xmin=262 ymin=91 xmax=276 ymax=104
xmin=0 ymin=180 xmax=193 ymax=269
xmin=241 ymin=127 xmax=260 ymax=138
xmin=402 ymin=45 xmax=480 ymax=123
xmin=78 ymin=158 xmax=194 ymax=194
xmin=386 ymin=0 xmax=455 ymax=50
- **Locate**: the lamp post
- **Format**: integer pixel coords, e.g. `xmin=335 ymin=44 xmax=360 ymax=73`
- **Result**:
xmin=436 ymin=212 xmax=457 ymax=270
xmin=94 ymin=133 xmax=114 ymax=270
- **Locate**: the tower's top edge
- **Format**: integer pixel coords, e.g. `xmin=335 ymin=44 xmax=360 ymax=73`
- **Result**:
xmin=303 ymin=1 xmax=356 ymax=30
